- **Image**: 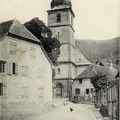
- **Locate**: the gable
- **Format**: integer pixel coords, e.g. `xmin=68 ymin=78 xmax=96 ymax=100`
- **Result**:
xmin=0 ymin=19 xmax=39 ymax=43
xmin=9 ymin=19 xmax=39 ymax=42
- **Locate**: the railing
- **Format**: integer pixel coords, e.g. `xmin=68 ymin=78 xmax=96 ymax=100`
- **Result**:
xmin=96 ymin=80 xmax=118 ymax=120
xmin=107 ymin=80 xmax=118 ymax=120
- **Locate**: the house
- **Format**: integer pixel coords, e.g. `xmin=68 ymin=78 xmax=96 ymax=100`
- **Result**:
xmin=96 ymin=60 xmax=118 ymax=82
xmin=72 ymin=65 xmax=94 ymax=99
xmin=0 ymin=19 xmax=53 ymax=106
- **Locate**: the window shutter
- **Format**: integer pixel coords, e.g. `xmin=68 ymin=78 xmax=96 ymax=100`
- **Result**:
xmin=6 ymin=62 xmax=13 ymax=75
xmin=0 ymin=83 xmax=3 ymax=96
xmin=15 ymin=64 xmax=19 ymax=75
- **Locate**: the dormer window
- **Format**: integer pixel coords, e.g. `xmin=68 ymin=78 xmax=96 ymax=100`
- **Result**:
xmin=57 ymin=13 xmax=61 ymax=22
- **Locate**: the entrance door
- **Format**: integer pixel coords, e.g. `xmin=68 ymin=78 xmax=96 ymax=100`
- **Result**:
xmin=56 ymin=84 xmax=62 ymax=98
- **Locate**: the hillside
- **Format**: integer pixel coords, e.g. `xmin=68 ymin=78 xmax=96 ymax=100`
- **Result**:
xmin=75 ymin=37 xmax=119 ymax=63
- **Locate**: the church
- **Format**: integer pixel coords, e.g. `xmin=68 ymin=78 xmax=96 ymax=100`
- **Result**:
xmin=47 ymin=0 xmax=93 ymax=98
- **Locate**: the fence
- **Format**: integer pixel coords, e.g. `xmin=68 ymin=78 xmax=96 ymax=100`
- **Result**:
xmin=95 ymin=80 xmax=118 ymax=120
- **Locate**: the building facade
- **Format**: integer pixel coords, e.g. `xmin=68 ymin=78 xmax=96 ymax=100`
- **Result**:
xmin=48 ymin=0 xmax=92 ymax=98
xmin=0 ymin=19 xmax=53 ymax=105
xmin=72 ymin=65 xmax=94 ymax=100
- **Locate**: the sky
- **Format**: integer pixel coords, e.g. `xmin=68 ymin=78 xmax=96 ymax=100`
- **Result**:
xmin=0 ymin=0 xmax=120 ymax=40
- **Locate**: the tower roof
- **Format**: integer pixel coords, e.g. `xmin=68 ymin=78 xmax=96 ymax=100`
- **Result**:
xmin=51 ymin=0 xmax=72 ymax=9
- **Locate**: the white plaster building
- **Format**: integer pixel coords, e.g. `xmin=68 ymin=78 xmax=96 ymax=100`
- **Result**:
xmin=72 ymin=65 xmax=94 ymax=99
xmin=0 ymin=19 xmax=53 ymax=105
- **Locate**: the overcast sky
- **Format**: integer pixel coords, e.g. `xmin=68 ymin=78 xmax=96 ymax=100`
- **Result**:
xmin=0 ymin=0 xmax=119 ymax=40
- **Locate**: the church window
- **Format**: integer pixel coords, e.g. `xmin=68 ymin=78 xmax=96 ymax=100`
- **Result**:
xmin=57 ymin=68 xmax=60 ymax=74
xmin=79 ymin=79 xmax=82 ymax=84
xmin=75 ymin=88 xmax=80 ymax=95
xmin=71 ymin=16 xmax=73 ymax=26
xmin=57 ymin=13 xmax=61 ymax=22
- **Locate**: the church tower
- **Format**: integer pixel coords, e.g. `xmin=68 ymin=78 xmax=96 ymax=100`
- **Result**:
xmin=47 ymin=0 xmax=76 ymax=98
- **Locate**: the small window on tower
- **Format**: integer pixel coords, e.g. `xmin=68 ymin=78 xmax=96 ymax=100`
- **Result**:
xmin=57 ymin=68 xmax=60 ymax=74
xmin=57 ymin=13 xmax=61 ymax=22
xmin=79 ymin=79 xmax=82 ymax=84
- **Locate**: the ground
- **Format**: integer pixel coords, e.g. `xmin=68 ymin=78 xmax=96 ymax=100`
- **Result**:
xmin=0 ymin=99 xmax=110 ymax=120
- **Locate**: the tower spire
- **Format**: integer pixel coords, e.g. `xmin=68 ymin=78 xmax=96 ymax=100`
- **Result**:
xmin=51 ymin=0 xmax=72 ymax=8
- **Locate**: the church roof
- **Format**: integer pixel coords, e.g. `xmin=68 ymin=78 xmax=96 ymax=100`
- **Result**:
xmin=75 ymin=48 xmax=91 ymax=66
xmin=0 ymin=19 xmax=40 ymax=43
xmin=51 ymin=0 xmax=72 ymax=9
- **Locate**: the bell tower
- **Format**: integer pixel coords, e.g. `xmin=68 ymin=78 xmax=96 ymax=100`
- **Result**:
xmin=47 ymin=0 xmax=76 ymax=98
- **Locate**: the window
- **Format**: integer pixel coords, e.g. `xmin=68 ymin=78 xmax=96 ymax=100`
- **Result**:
xmin=91 ymin=88 xmax=94 ymax=93
xmin=22 ymin=86 xmax=28 ymax=97
xmin=0 ymin=83 xmax=7 ymax=96
xmin=22 ymin=66 xmax=28 ymax=76
xmin=10 ymin=42 xmax=17 ymax=54
xmin=38 ymin=68 xmax=43 ymax=78
xmin=57 ymin=13 xmax=61 ymax=22
xmin=90 ymin=79 xmax=92 ymax=84
xmin=75 ymin=88 xmax=80 ymax=95
xmin=86 ymin=89 xmax=89 ymax=94
xmin=79 ymin=79 xmax=82 ymax=84
xmin=71 ymin=16 xmax=73 ymax=26
xmin=0 ymin=83 xmax=3 ymax=96
xmin=30 ymin=47 xmax=36 ymax=59
xmin=57 ymin=68 xmax=60 ymax=74
xmin=0 ymin=61 xmax=6 ymax=73
xmin=57 ymin=31 xmax=60 ymax=40
xmin=38 ymin=88 xmax=44 ymax=98
xmin=13 ymin=63 xmax=15 ymax=74
xmin=6 ymin=62 xmax=18 ymax=75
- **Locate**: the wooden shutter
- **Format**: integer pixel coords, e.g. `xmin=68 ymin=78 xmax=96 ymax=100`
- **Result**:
xmin=15 ymin=64 xmax=19 ymax=75
xmin=0 ymin=83 xmax=3 ymax=96
xmin=6 ymin=61 xmax=13 ymax=75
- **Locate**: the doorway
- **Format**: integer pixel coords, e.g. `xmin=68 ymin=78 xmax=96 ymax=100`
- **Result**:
xmin=56 ymin=84 xmax=63 ymax=98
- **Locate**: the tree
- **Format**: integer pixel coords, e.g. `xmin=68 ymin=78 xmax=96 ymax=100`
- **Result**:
xmin=24 ymin=17 xmax=61 ymax=65
xmin=91 ymin=73 xmax=107 ymax=92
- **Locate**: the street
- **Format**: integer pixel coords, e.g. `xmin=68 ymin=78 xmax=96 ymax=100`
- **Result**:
xmin=25 ymin=99 xmax=105 ymax=120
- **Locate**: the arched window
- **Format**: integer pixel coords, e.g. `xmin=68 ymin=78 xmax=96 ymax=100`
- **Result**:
xmin=57 ymin=68 xmax=60 ymax=74
xmin=57 ymin=13 xmax=61 ymax=22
